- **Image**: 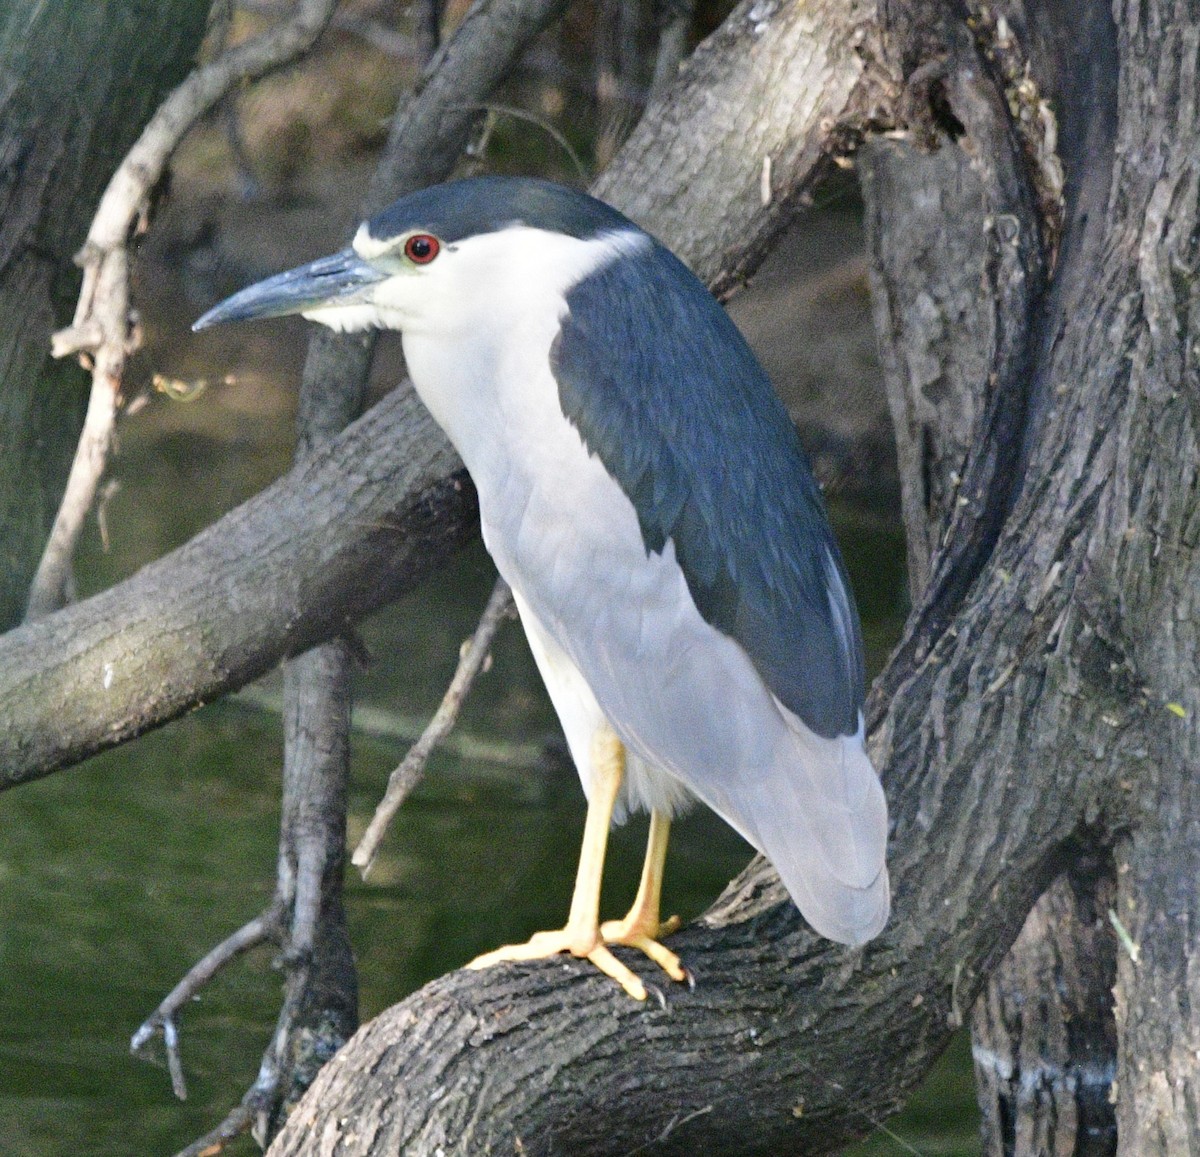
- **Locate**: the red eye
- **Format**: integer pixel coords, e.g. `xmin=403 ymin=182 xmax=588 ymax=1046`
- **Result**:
xmin=404 ymin=233 xmax=440 ymax=264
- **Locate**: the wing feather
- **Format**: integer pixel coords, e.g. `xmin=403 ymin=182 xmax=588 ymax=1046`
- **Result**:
xmin=552 ymin=237 xmax=865 ymax=739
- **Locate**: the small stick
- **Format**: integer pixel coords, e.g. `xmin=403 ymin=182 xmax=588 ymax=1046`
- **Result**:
xmin=171 ymin=1099 xmax=257 ymax=1157
xmin=24 ymin=0 xmax=338 ymax=621
xmin=131 ymin=903 xmax=285 ymax=1098
xmin=353 ymin=577 xmax=514 ymax=875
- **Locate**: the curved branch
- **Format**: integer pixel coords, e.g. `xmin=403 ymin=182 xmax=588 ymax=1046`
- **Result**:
xmin=265 ymin=0 xmax=1177 ymax=1152
xmin=593 ymin=0 xmax=899 ymax=295
xmin=0 ymin=0 xmax=894 ymax=790
xmin=26 ymin=0 xmax=339 ymax=621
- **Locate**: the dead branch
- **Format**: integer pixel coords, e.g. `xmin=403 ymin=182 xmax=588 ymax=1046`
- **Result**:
xmin=24 ymin=0 xmax=338 ymax=621
xmin=353 ymin=576 xmax=514 ymax=875
xmin=131 ymin=902 xmax=287 ymax=1098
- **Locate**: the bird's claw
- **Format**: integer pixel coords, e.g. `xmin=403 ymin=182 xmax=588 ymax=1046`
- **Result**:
xmin=600 ymin=913 xmax=687 ymax=984
xmin=466 ymin=929 xmax=648 ymax=1000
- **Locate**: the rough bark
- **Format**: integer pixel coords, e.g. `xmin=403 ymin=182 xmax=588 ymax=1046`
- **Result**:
xmin=2 ymin=0 xmax=1198 ymax=1151
xmin=972 ymin=862 xmax=1118 ymax=1157
xmin=0 ymin=0 xmax=212 ymax=629
xmin=1105 ymin=0 xmax=1200 ymax=1145
xmin=266 ymin=640 xmax=360 ymax=1138
xmin=944 ymin=2 xmax=1121 ymax=1151
xmin=263 ymin=0 xmax=1200 ymax=1154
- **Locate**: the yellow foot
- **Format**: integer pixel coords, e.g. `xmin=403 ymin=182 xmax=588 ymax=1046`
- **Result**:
xmin=466 ymin=929 xmax=649 ymax=1000
xmin=600 ymin=912 xmax=687 ymax=984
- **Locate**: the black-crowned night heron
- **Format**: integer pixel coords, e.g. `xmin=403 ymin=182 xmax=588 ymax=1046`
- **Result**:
xmin=195 ymin=177 xmax=889 ymax=1000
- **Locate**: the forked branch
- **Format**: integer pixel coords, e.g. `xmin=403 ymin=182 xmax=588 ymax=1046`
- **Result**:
xmin=24 ymin=0 xmax=338 ymax=621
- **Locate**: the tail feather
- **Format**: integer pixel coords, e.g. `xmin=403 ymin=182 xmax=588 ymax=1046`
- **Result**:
xmin=717 ymin=718 xmax=890 ymax=946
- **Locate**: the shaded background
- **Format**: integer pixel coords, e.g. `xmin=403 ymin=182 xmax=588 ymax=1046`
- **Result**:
xmin=0 ymin=2 xmax=978 ymax=1153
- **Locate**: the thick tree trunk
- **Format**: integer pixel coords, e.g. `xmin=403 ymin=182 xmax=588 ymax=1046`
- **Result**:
xmin=916 ymin=4 xmax=1124 ymax=1151
xmin=0 ymin=0 xmax=212 ymax=629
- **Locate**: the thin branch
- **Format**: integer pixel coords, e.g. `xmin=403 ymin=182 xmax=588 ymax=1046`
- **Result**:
xmin=173 ymin=1097 xmax=257 ymax=1157
xmin=353 ymin=576 xmax=514 ymax=875
xmin=24 ymin=0 xmax=338 ymax=621
xmin=648 ymin=0 xmax=695 ymax=104
xmin=458 ymin=101 xmax=590 ymax=181
xmin=131 ymin=902 xmax=286 ymax=1098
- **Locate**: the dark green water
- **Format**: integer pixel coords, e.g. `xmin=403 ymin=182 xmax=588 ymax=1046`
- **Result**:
xmin=0 ymin=343 xmax=979 ymax=1155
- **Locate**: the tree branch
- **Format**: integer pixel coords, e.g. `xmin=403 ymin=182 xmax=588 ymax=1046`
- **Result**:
xmin=131 ymin=902 xmax=286 ymax=1099
xmin=352 ymin=576 xmax=514 ymax=875
xmin=264 ymin=0 xmax=1198 ymax=1150
xmin=592 ymin=0 xmax=899 ymax=295
xmin=25 ymin=0 xmax=340 ymax=621
xmin=0 ymin=385 xmax=475 ymax=788
xmin=0 ymin=0 xmax=892 ymax=791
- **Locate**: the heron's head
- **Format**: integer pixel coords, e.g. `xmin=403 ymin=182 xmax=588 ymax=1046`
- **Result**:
xmin=193 ymin=177 xmax=650 ymax=340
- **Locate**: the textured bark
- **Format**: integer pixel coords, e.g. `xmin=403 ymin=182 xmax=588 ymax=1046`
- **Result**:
xmin=267 ymin=640 xmax=360 ymax=1137
xmin=1105 ymin=1 xmax=1200 ymax=1145
xmin=0 ymin=385 xmax=476 ymax=787
xmin=593 ymin=0 xmax=898 ymax=297
xmin=3 ymin=0 xmax=1198 ymax=1151
xmin=264 ymin=0 xmax=1200 ymax=1153
xmin=946 ymin=3 xmax=1122 ymax=1152
xmin=0 ymin=0 xmax=212 ymax=629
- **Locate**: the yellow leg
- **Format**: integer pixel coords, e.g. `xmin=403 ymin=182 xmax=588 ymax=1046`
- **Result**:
xmin=466 ymin=727 xmax=650 ymax=1000
xmin=600 ymin=810 xmax=687 ymax=983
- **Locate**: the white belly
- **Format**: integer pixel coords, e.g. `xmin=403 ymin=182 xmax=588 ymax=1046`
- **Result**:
xmin=468 ymin=373 xmax=783 ymax=832
xmin=403 ymin=309 xmax=888 ymax=944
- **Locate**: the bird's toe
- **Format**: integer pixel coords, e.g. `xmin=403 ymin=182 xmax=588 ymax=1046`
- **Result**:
xmin=601 ymin=916 xmax=687 ymax=984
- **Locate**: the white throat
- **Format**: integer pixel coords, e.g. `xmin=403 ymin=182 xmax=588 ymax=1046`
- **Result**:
xmin=396 ymin=226 xmax=647 ymax=478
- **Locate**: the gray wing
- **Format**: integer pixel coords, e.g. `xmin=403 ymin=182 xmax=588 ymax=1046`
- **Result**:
xmin=496 ymin=475 xmax=889 ymax=945
xmin=552 ymin=239 xmax=866 ymax=740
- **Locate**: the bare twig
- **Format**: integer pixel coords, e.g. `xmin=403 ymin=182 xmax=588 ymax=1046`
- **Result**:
xmin=336 ymin=12 xmax=422 ymax=59
xmin=24 ymin=0 xmax=338 ymax=621
xmin=173 ymin=1097 xmax=257 ymax=1157
xmin=457 ymin=101 xmax=589 ymax=180
xmin=132 ymin=902 xmax=286 ymax=1098
xmin=353 ymin=577 xmax=515 ymax=875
